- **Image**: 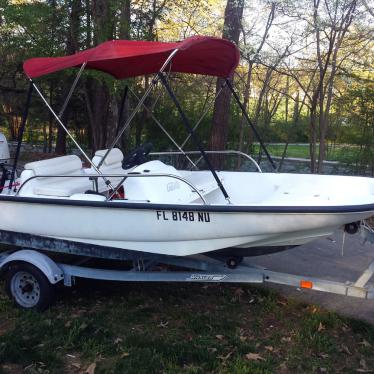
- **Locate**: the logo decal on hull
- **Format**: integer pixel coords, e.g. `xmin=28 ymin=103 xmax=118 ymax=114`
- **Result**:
xmin=188 ymin=274 xmax=227 ymax=282
xmin=166 ymin=181 xmax=180 ymax=192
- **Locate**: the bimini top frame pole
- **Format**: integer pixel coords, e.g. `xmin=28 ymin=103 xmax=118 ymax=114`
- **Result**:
xmin=226 ymin=79 xmax=276 ymax=171
xmin=8 ymin=82 xmax=34 ymax=193
xmin=58 ymin=62 xmax=87 ymax=118
xmin=97 ymin=49 xmax=179 ymax=169
xmin=128 ymin=87 xmax=198 ymax=170
xmin=22 ymin=35 xmax=240 ymax=175
xmin=158 ymin=72 xmax=231 ymax=202
xmin=30 ymin=64 xmax=116 ymax=190
xmin=21 ymin=37 xmax=258 ymax=202
xmin=180 ymin=79 xmax=227 ymax=149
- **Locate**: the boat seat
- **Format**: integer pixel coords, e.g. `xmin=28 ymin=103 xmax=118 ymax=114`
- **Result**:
xmin=87 ymin=148 xmax=126 ymax=191
xmin=91 ymin=148 xmax=124 ymax=172
xmin=20 ymin=155 xmax=93 ymax=197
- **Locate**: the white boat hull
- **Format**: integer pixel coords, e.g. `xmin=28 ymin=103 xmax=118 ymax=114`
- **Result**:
xmin=0 ymin=196 xmax=372 ymax=256
xmin=1 ymin=168 xmax=373 ymax=257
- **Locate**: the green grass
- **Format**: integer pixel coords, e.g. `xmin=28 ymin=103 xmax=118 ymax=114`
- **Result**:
xmin=253 ymin=143 xmax=361 ymax=163
xmin=0 ymin=279 xmax=374 ymax=374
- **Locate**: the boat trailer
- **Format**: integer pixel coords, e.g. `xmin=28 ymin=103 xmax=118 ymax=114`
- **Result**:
xmin=0 ymin=224 xmax=373 ymax=311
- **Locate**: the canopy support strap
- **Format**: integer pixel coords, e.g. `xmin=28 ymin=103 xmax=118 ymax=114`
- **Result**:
xmin=225 ymin=79 xmax=277 ymax=171
xmin=98 ymin=48 xmax=180 ymax=169
xmin=8 ymin=82 xmax=33 ymax=192
xmin=158 ymin=72 xmax=230 ymax=203
xmin=31 ymin=81 xmax=115 ymax=190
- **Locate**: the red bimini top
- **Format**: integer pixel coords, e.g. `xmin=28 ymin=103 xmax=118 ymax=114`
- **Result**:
xmin=23 ymin=36 xmax=240 ymax=79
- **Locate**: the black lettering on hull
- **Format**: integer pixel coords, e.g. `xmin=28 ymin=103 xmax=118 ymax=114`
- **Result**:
xmin=157 ymin=211 xmax=211 ymax=223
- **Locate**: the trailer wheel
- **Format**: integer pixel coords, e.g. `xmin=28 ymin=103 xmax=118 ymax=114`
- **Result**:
xmin=344 ymin=222 xmax=360 ymax=235
xmin=4 ymin=263 xmax=55 ymax=312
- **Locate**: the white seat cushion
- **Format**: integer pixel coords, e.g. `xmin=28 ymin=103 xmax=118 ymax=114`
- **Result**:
xmin=88 ymin=148 xmax=125 ymax=191
xmin=92 ymin=148 xmax=124 ymax=167
xmin=23 ymin=155 xmax=93 ymax=197
xmin=34 ymin=177 xmax=94 ymax=197
xmin=25 ymin=155 xmax=82 ymax=177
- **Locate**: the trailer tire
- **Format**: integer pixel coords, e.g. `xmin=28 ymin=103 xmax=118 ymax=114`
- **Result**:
xmin=4 ymin=263 xmax=55 ymax=312
xmin=344 ymin=222 xmax=360 ymax=235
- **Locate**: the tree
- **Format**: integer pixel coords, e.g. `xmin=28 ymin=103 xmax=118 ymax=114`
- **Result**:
xmin=313 ymin=0 xmax=358 ymax=173
xmin=208 ymin=0 xmax=244 ymax=168
xmin=55 ymin=0 xmax=83 ymax=154
xmin=237 ymin=2 xmax=275 ymax=159
xmin=0 ymin=0 xmax=372 ymax=176
xmin=276 ymin=0 xmax=362 ymax=172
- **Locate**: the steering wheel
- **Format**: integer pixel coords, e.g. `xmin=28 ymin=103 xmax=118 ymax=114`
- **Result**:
xmin=122 ymin=143 xmax=153 ymax=169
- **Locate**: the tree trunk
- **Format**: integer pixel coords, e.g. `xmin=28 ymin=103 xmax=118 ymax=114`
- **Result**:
xmin=119 ymin=0 xmax=131 ymax=39
xmin=106 ymin=95 xmax=119 ymax=147
xmin=84 ymin=0 xmax=115 ymax=152
xmin=85 ymin=0 xmax=92 ymax=48
xmin=85 ymin=79 xmax=111 ymax=151
xmin=237 ymin=67 xmax=252 ymax=168
xmin=309 ymin=104 xmax=318 ymax=173
xmin=118 ymin=0 xmax=131 ymax=153
xmin=56 ymin=0 xmax=82 ymax=154
xmin=208 ymin=0 xmax=244 ymax=168
xmin=285 ymin=75 xmax=289 ymax=122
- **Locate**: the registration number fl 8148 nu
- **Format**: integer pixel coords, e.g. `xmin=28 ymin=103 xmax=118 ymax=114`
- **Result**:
xmin=156 ymin=210 xmax=211 ymax=223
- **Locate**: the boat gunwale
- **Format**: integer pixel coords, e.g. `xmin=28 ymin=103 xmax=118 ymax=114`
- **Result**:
xmin=0 ymin=194 xmax=373 ymax=214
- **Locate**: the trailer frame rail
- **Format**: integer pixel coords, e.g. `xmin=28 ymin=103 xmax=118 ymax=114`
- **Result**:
xmin=1 ymin=245 xmax=374 ymax=312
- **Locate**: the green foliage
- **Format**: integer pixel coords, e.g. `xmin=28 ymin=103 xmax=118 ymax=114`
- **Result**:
xmin=332 ymin=84 xmax=374 ymax=174
xmin=0 ymin=0 xmax=372 ymax=172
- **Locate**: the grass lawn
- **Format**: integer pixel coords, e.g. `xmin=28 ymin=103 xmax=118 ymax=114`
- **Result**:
xmin=1 ymin=277 xmax=374 ymax=373
xmin=253 ymin=144 xmax=360 ymax=164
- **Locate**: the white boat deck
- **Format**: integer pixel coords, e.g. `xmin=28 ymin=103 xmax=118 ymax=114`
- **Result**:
xmin=6 ymin=150 xmax=373 ymax=210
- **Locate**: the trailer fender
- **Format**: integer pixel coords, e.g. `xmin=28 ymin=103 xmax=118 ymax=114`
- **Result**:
xmin=0 ymin=249 xmax=64 ymax=284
